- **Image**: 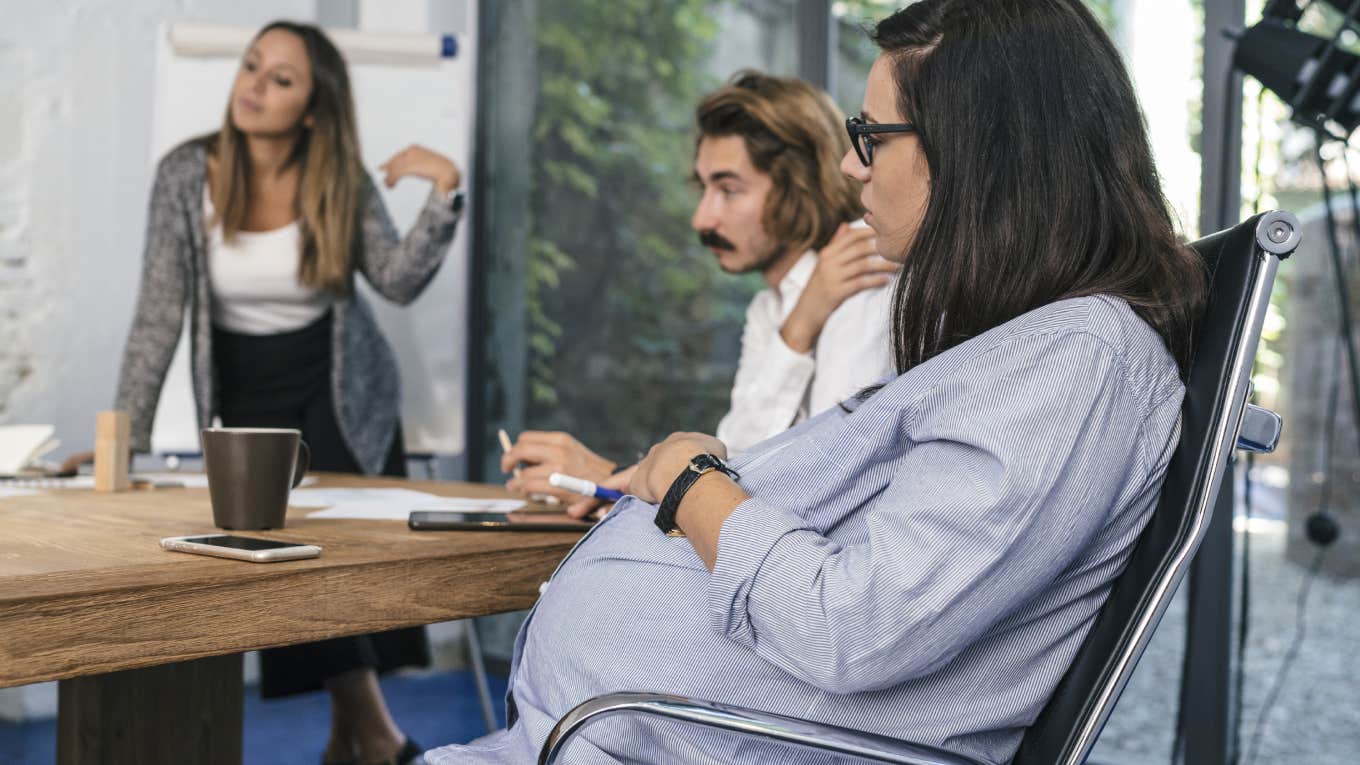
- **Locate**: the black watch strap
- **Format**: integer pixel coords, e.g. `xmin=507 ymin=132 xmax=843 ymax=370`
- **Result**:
xmin=654 ymin=453 xmax=739 ymax=536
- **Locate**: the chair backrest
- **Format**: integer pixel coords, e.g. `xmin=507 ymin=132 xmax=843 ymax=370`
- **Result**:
xmin=1013 ymin=211 xmax=1299 ymax=765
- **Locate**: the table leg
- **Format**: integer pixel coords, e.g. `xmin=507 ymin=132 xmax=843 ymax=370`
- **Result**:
xmin=57 ymin=653 xmax=243 ymax=765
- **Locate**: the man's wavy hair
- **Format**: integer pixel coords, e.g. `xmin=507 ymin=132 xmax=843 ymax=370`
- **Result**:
xmin=694 ymin=71 xmax=863 ymax=254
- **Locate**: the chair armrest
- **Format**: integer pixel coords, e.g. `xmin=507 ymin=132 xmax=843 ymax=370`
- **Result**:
xmin=1235 ymin=403 xmax=1282 ymax=453
xmin=538 ymin=691 xmax=990 ymax=765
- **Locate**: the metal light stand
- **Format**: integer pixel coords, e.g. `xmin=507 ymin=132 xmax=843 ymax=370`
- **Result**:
xmin=1182 ymin=3 xmax=1360 ymax=763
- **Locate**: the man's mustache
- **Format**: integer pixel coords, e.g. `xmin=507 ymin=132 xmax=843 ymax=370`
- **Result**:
xmin=698 ymin=230 xmax=735 ymax=251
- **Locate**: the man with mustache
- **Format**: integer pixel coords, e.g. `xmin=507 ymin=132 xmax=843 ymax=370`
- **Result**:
xmin=504 ymin=71 xmax=896 ymax=515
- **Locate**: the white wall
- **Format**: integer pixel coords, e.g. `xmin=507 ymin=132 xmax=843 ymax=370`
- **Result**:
xmin=0 ymin=0 xmax=316 ymax=454
xmin=0 ymin=0 xmax=475 ymax=457
xmin=1115 ymin=0 xmax=1202 ymax=237
xmin=0 ymin=0 xmax=319 ymax=722
xmin=0 ymin=0 xmax=477 ymax=722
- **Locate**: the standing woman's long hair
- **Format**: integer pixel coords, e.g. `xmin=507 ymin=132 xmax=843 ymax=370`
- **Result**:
xmin=208 ymin=21 xmax=363 ymax=293
xmin=872 ymin=0 xmax=1206 ymax=378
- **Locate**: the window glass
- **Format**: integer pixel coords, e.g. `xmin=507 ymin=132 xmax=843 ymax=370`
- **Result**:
xmin=1233 ymin=2 xmax=1360 ymax=762
xmin=520 ymin=0 xmax=800 ymax=464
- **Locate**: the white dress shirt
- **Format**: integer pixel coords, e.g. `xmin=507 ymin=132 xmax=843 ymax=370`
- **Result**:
xmin=715 ymin=250 xmax=895 ymax=453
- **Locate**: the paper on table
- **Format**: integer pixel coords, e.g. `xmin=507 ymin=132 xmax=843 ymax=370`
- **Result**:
xmin=132 ymin=472 xmax=214 ymax=489
xmin=0 ymin=476 xmax=95 ymax=490
xmin=0 ymin=474 xmax=319 ymax=491
xmin=288 ymin=487 xmax=443 ymax=508
xmin=0 ymin=487 xmax=40 ymax=499
xmin=296 ymin=488 xmax=525 ymax=520
xmin=131 ymin=473 xmax=319 ymax=489
xmin=415 ymin=497 xmax=525 ymax=513
xmin=0 ymin=424 xmax=59 ymax=475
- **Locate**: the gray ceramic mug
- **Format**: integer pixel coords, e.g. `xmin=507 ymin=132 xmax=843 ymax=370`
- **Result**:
xmin=201 ymin=427 xmax=311 ymax=530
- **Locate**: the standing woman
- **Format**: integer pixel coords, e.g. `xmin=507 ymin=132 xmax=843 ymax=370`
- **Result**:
xmin=115 ymin=21 xmax=461 ymax=765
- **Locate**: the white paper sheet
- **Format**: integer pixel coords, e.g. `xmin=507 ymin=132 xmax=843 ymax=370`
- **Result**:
xmin=132 ymin=473 xmax=318 ymax=489
xmin=0 ymin=476 xmax=95 ymax=490
xmin=134 ymin=472 xmax=213 ymax=488
xmin=411 ymin=497 xmax=525 ymax=513
xmin=0 ymin=487 xmax=39 ymax=499
xmin=288 ymin=487 xmax=443 ymax=508
xmin=297 ymin=489 xmax=525 ymax=520
xmin=0 ymin=474 xmax=318 ymax=491
xmin=0 ymin=424 xmax=58 ymax=475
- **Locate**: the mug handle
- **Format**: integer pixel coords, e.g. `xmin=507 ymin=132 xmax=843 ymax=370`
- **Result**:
xmin=292 ymin=439 xmax=311 ymax=489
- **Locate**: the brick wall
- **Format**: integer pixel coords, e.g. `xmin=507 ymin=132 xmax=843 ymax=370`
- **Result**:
xmin=0 ymin=41 xmax=38 ymax=421
xmin=0 ymin=0 xmax=315 ymax=451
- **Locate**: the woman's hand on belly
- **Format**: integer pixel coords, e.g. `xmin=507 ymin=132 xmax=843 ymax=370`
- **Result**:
xmin=631 ymin=432 xmax=749 ymax=571
xmin=631 ymin=432 xmax=728 ymax=503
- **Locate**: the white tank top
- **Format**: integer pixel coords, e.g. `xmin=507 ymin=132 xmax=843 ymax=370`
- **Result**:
xmin=205 ymin=186 xmax=332 ymax=335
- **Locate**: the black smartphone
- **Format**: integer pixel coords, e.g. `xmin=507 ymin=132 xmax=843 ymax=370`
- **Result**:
xmin=408 ymin=510 xmax=594 ymax=532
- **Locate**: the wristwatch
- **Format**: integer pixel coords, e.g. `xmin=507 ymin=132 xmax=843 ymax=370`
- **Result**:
xmin=654 ymin=453 xmax=739 ymax=537
xmin=435 ymin=186 xmax=465 ymax=213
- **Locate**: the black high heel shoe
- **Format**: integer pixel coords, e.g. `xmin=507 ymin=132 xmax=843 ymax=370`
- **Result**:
xmin=363 ymin=738 xmax=424 ymax=765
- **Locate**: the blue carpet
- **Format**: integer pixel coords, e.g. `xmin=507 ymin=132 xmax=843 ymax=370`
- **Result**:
xmin=0 ymin=670 xmax=509 ymax=765
xmin=0 ymin=717 xmax=52 ymax=765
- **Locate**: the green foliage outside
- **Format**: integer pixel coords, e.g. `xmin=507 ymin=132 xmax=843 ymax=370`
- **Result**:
xmin=524 ymin=0 xmax=761 ymax=463
xmin=519 ymin=0 xmax=1161 ymax=465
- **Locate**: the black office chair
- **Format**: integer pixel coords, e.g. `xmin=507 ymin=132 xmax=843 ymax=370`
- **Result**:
xmin=537 ymin=211 xmax=1300 ymax=765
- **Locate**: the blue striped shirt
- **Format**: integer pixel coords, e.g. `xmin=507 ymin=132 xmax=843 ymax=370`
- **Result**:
xmin=428 ymin=295 xmax=1184 ymax=765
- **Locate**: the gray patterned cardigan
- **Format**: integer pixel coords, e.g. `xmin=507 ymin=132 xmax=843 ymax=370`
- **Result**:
xmin=114 ymin=138 xmax=461 ymax=474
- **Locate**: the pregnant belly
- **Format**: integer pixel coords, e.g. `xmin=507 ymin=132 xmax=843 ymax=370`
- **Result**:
xmin=514 ymin=499 xmax=717 ymax=712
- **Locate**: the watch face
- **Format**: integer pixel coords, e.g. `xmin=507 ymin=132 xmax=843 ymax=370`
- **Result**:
xmin=689 ymin=453 xmax=723 ymax=472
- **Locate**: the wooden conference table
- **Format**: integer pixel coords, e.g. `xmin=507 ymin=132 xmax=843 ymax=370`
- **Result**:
xmin=0 ymin=473 xmax=584 ymax=764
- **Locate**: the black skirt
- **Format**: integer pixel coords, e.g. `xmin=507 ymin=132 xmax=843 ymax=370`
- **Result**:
xmin=214 ymin=313 xmax=429 ymax=698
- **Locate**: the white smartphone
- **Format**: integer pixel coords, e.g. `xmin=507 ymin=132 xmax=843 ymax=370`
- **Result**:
xmin=160 ymin=534 xmax=322 ymax=563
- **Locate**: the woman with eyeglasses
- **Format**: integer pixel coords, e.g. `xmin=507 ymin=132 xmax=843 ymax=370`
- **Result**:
xmin=114 ymin=21 xmax=460 ymax=765
xmin=426 ymin=1 xmax=1206 ymax=763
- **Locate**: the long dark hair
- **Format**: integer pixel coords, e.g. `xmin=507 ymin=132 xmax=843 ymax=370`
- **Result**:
xmin=209 ymin=20 xmax=364 ymax=293
xmin=872 ymin=0 xmax=1205 ymax=377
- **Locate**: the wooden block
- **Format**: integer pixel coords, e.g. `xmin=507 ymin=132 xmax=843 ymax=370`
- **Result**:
xmin=94 ymin=411 xmax=130 ymax=493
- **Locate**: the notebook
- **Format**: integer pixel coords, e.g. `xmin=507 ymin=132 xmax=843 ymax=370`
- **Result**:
xmin=0 ymin=425 xmax=59 ymax=477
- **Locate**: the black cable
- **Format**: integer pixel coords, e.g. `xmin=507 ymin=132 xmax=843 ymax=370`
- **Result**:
xmin=1243 ymin=547 xmax=1330 ymax=765
xmin=1343 ymin=149 xmax=1360 ymax=271
xmin=1238 ymin=139 xmax=1349 ymax=764
xmin=1221 ymin=11 xmax=1341 ymax=765
xmin=1239 ymin=331 xmax=1343 ymax=765
xmin=1316 ymin=337 xmax=1343 ymax=522
xmin=1312 ymin=137 xmax=1360 ymax=458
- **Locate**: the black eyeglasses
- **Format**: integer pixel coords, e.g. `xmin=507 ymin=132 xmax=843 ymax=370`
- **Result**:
xmin=845 ymin=116 xmax=916 ymax=166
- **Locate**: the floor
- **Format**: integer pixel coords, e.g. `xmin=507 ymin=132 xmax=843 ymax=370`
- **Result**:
xmin=1089 ymin=477 xmax=1360 ymax=765
xmin=0 ymin=670 xmax=509 ymax=765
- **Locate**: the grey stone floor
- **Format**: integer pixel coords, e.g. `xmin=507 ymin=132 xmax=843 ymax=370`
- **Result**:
xmin=1090 ymin=512 xmax=1360 ymax=764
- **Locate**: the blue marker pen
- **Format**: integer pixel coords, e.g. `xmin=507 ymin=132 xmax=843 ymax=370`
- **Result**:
xmin=548 ymin=472 xmax=624 ymax=502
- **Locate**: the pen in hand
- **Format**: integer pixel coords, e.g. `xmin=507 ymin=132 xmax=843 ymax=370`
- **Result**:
xmin=498 ymin=429 xmax=521 ymax=480
xmin=549 ymin=472 xmax=624 ymax=502
xmin=498 ymin=428 xmax=562 ymax=506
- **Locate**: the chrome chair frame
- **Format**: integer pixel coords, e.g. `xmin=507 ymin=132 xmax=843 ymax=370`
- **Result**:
xmin=539 ymin=212 xmax=1300 ymax=765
